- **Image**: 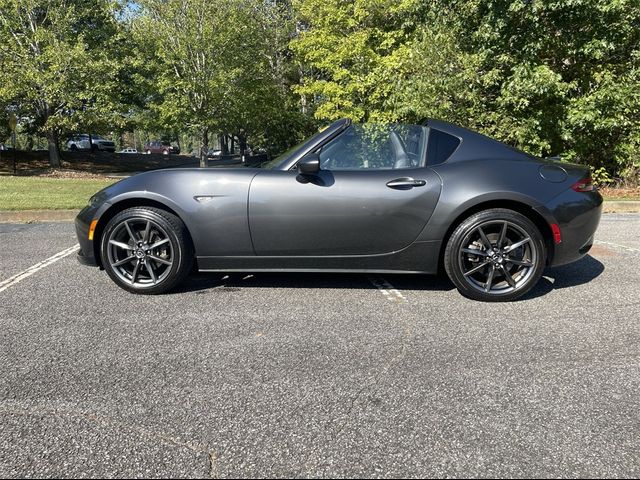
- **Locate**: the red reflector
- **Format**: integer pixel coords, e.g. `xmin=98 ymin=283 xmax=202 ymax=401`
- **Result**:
xmin=572 ymin=177 xmax=595 ymax=192
xmin=551 ymin=223 xmax=562 ymax=244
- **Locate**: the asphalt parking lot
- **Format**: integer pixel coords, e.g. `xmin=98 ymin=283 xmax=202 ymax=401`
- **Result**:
xmin=1 ymin=214 xmax=639 ymax=478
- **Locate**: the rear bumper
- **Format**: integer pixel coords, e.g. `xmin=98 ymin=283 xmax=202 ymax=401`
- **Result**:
xmin=538 ymin=189 xmax=603 ymax=267
xmin=75 ymin=205 xmax=99 ymax=267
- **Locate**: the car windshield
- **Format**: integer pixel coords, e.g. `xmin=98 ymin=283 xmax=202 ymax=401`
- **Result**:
xmin=260 ymin=129 xmax=329 ymax=169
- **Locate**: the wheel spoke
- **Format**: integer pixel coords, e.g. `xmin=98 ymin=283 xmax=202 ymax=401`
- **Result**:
xmin=131 ymin=260 xmax=141 ymax=285
xmin=112 ymin=255 xmax=135 ymax=267
xmin=124 ymin=220 xmax=138 ymax=243
xmin=148 ymin=255 xmax=171 ymax=266
xmin=142 ymin=221 xmax=151 ymax=243
xmin=506 ymin=257 xmax=533 ymax=267
xmin=504 ymin=237 xmax=531 ymax=253
xmin=500 ymin=265 xmax=517 ymax=288
xmin=145 ymin=261 xmax=157 ymax=285
xmin=109 ymin=240 xmax=132 ymax=251
xmin=461 ymin=248 xmax=489 ymax=257
xmin=484 ymin=264 xmax=496 ymax=292
xmin=477 ymin=226 xmax=492 ymax=250
xmin=149 ymin=238 xmax=170 ymax=249
xmin=463 ymin=260 xmax=491 ymax=277
xmin=498 ymin=221 xmax=508 ymax=248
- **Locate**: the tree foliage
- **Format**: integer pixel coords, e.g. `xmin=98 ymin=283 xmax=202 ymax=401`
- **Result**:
xmin=1 ymin=0 xmax=638 ymax=181
xmin=135 ymin=0 xmax=311 ymax=165
xmin=292 ymin=0 xmax=640 ymax=180
xmin=0 ymin=0 xmax=135 ymax=166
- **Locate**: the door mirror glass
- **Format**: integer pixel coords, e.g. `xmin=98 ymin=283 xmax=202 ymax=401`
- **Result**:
xmin=298 ymin=153 xmax=320 ymax=175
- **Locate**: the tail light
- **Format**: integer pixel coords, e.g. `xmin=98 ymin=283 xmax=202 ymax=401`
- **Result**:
xmin=571 ymin=177 xmax=596 ymax=192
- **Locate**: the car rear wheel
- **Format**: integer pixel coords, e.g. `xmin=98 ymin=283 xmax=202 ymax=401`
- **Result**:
xmin=444 ymin=209 xmax=546 ymax=302
xmin=100 ymin=207 xmax=193 ymax=294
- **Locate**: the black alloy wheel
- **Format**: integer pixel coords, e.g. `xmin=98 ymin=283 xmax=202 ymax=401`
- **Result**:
xmin=445 ymin=208 xmax=546 ymax=302
xmin=100 ymin=207 xmax=193 ymax=294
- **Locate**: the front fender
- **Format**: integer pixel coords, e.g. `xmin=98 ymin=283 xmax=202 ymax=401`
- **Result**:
xmin=90 ymin=169 xmax=259 ymax=257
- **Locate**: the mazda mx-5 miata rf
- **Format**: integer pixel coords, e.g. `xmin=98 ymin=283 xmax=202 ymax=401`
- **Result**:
xmin=76 ymin=119 xmax=602 ymax=301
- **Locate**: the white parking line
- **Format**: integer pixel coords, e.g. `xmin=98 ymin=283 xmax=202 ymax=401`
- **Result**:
xmin=368 ymin=276 xmax=408 ymax=303
xmin=595 ymin=240 xmax=640 ymax=255
xmin=0 ymin=244 xmax=79 ymax=294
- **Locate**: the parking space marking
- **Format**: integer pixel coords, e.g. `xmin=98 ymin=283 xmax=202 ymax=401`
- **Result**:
xmin=368 ymin=276 xmax=408 ymax=303
xmin=595 ymin=240 xmax=640 ymax=255
xmin=0 ymin=244 xmax=79 ymax=294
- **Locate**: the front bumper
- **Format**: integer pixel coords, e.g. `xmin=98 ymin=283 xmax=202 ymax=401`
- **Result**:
xmin=75 ymin=204 xmax=100 ymax=267
xmin=539 ymin=189 xmax=603 ymax=267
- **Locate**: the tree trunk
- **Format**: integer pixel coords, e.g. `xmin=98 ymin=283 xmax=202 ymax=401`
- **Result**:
xmin=221 ymin=134 xmax=229 ymax=155
xmin=238 ymin=131 xmax=247 ymax=157
xmin=199 ymin=128 xmax=209 ymax=168
xmin=46 ymin=131 xmax=61 ymax=168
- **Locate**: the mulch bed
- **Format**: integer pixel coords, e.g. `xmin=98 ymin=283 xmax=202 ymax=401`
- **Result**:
xmin=600 ymin=186 xmax=640 ymax=199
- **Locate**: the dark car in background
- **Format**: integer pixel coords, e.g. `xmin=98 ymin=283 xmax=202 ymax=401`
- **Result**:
xmin=76 ymin=118 xmax=602 ymax=302
xmin=144 ymin=141 xmax=180 ymax=155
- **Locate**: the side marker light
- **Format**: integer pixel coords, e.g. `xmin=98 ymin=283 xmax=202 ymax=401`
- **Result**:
xmin=88 ymin=219 xmax=98 ymax=241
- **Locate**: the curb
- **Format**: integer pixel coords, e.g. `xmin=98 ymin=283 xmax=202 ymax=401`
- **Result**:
xmin=0 ymin=209 xmax=79 ymax=223
xmin=1 ymin=201 xmax=639 ymax=223
xmin=602 ymin=201 xmax=640 ymax=213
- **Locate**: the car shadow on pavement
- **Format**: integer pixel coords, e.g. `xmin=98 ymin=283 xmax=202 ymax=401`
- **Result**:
xmin=521 ymin=254 xmax=605 ymax=300
xmin=174 ymin=271 xmax=456 ymax=294
xmin=172 ymin=254 xmax=604 ymax=299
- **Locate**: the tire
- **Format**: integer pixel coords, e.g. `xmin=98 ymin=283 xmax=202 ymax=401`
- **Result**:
xmin=444 ymin=208 xmax=546 ymax=302
xmin=162 ymin=149 xmax=169 ymax=155
xmin=146 ymin=150 xmax=151 ymax=155
xmin=100 ymin=207 xmax=194 ymax=294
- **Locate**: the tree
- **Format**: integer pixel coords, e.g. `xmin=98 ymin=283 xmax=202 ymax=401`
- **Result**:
xmin=291 ymin=0 xmax=426 ymax=123
xmin=135 ymin=0 xmax=252 ymax=167
xmin=454 ymin=0 xmax=640 ymax=176
xmin=292 ymin=0 xmax=640 ymax=181
xmin=136 ymin=0 xmax=311 ymax=166
xmin=0 ymin=0 xmax=132 ymax=167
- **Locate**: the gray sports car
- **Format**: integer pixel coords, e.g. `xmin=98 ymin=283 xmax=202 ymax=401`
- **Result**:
xmin=76 ymin=119 xmax=602 ymax=301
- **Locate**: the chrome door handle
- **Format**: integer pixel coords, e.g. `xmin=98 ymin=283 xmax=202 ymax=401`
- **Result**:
xmin=386 ymin=177 xmax=427 ymax=189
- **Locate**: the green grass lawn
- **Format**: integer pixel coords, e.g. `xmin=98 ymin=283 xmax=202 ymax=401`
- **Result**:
xmin=0 ymin=176 xmax=117 ymax=210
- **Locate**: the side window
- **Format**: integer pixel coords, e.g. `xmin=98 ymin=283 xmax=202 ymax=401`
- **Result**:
xmin=426 ymin=128 xmax=461 ymax=166
xmin=318 ymin=124 xmax=426 ymax=171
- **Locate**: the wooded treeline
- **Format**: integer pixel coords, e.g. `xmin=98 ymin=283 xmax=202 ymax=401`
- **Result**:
xmin=1 ymin=0 xmax=638 ymax=180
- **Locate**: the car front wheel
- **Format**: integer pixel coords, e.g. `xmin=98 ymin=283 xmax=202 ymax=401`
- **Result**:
xmin=444 ymin=208 xmax=546 ymax=302
xmin=100 ymin=207 xmax=193 ymax=294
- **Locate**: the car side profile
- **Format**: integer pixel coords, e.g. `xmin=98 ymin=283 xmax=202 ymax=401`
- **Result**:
xmin=119 ymin=147 xmax=138 ymax=154
xmin=144 ymin=141 xmax=179 ymax=155
xmin=76 ymin=119 xmax=602 ymax=301
xmin=67 ymin=134 xmax=116 ymax=152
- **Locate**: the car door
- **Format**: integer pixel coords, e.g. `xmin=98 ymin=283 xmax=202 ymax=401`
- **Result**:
xmin=248 ymin=124 xmax=442 ymax=256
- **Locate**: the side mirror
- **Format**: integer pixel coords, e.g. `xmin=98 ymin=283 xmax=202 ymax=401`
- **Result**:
xmin=298 ymin=153 xmax=320 ymax=175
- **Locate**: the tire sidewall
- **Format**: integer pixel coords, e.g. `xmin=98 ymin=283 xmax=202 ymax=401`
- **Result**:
xmin=445 ymin=209 xmax=546 ymax=302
